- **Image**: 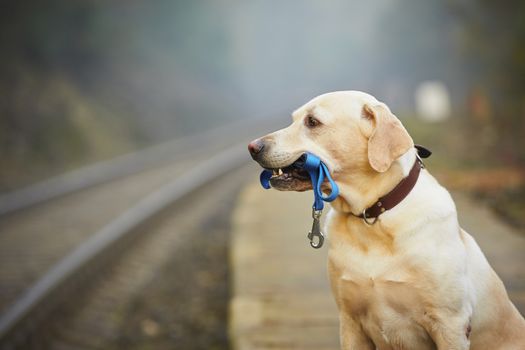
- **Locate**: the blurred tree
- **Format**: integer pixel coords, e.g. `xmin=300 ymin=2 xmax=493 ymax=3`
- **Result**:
xmin=0 ymin=0 xmax=240 ymax=190
xmin=0 ymin=1 xmax=139 ymax=190
xmin=448 ymin=0 xmax=525 ymax=165
xmin=1 ymin=0 xmax=523 ymax=191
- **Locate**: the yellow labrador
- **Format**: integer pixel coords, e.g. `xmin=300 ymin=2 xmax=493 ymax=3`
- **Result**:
xmin=248 ymin=91 xmax=525 ymax=349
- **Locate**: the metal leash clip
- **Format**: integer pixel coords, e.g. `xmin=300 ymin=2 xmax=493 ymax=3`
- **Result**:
xmin=307 ymin=208 xmax=324 ymax=249
xmin=260 ymin=152 xmax=338 ymax=250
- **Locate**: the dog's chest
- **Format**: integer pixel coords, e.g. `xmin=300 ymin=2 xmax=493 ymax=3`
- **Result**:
xmin=328 ymin=251 xmax=435 ymax=349
xmin=327 ymin=223 xmax=437 ymax=348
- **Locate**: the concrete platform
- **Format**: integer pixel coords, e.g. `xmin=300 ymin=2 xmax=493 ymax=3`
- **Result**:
xmin=229 ymin=180 xmax=525 ymax=350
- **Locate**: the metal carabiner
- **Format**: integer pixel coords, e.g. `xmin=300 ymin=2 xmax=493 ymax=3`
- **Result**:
xmin=307 ymin=209 xmax=325 ymax=249
xmin=308 ymin=230 xmax=325 ymax=249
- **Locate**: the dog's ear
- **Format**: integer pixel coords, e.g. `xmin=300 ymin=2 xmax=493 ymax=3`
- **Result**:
xmin=363 ymin=103 xmax=413 ymax=173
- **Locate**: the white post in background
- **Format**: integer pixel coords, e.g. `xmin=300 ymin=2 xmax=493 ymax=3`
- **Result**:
xmin=415 ymin=81 xmax=451 ymax=122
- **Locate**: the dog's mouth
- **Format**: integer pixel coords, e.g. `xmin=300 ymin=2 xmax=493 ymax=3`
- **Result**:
xmin=265 ymin=155 xmax=313 ymax=192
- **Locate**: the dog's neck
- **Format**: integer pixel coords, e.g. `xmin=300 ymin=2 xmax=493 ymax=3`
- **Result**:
xmin=330 ymin=149 xmax=417 ymax=217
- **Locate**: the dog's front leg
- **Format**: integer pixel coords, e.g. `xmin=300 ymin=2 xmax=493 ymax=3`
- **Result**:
xmin=431 ymin=331 xmax=470 ymax=350
xmin=425 ymin=313 xmax=471 ymax=350
xmin=339 ymin=313 xmax=375 ymax=349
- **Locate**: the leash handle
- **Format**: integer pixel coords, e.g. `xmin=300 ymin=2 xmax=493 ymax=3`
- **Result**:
xmin=301 ymin=153 xmax=339 ymax=210
xmin=258 ymin=153 xmax=339 ymax=250
xmin=317 ymin=163 xmax=339 ymax=202
xmin=260 ymin=169 xmax=272 ymax=189
xmin=259 ymin=153 xmax=339 ymax=211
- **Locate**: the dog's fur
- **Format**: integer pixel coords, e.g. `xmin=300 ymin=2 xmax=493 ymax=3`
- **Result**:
xmin=250 ymin=91 xmax=525 ymax=349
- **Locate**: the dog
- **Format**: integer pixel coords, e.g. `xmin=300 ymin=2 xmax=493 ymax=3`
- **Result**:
xmin=248 ymin=91 xmax=525 ymax=349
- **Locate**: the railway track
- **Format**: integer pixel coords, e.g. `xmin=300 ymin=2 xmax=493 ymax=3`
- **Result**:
xmin=47 ymin=166 xmax=251 ymax=350
xmin=0 ymin=118 xmax=284 ymax=349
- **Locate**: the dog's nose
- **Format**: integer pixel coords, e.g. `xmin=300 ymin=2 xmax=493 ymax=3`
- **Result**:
xmin=248 ymin=139 xmax=265 ymax=158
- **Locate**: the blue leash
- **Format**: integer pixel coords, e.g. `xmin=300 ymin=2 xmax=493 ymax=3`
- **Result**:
xmin=259 ymin=153 xmax=339 ymax=210
xmin=259 ymin=153 xmax=339 ymax=249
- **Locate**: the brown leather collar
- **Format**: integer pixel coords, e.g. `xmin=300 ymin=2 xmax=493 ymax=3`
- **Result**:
xmin=357 ymin=145 xmax=431 ymax=224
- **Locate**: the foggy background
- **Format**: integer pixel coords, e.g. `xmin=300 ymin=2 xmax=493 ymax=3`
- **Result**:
xmin=1 ymin=0 xmax=524 ymax=224
xmin=0 ymin=2 xmax=524 ymax=349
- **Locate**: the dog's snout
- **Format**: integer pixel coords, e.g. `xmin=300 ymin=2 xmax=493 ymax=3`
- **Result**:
xmin=248 ymin=139 xmax=265 ymax=158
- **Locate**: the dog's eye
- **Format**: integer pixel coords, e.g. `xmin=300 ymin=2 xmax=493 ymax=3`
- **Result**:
xmin=305 ymin=115 xmax=321 ymax=128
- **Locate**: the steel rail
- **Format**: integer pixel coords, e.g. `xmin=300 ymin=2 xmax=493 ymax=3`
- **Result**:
xmin=0 ymin=141 xmax=251 ymax=349
xmin=0 ymin=117 xmax=286 ymax=349
xmin=0 ymin=117 xmax=285 ymax=216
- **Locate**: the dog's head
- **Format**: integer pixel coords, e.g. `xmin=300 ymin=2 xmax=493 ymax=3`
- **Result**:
xmin=248 ymin=91 xmax=414 ymax=192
